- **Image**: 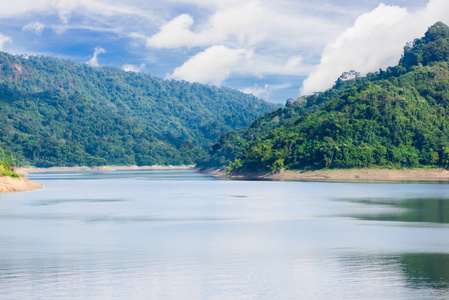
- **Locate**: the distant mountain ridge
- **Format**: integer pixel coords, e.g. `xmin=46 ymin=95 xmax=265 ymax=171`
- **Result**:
xmin=0 ymin=52 xmax=277 ymax=167
xmin=199 ymin=22 xmax=449 ymax=174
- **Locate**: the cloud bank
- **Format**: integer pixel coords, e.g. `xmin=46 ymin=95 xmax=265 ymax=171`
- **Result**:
xmin=140 ymin=0 xmax=347 ymax=87
xmin=0 ymin=0 xmax=444 ymax=102
xmin=301 ymin=0 xmax=449 ymax=95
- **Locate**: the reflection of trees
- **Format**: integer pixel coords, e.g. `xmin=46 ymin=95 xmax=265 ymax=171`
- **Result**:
xmin=396 ymin=198 xmax=449 ymax=224
xmin=399 ymin=253 xmax=449 ymax=289
xmin=350 ymin=198 xmax=449 ymax=224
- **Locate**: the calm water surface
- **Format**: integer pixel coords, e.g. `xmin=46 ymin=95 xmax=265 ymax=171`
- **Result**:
xmin=1 ymin=170 xmax=449 ymax=299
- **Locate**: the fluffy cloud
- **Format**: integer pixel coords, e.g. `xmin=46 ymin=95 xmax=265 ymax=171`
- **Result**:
xmin=122 ymin=63 xmax=146 ymax=72
xmin=169 ymin=45 xmax=252 ymax=85
xmin=22 ymin=22 xmax=45 ymax=35
xmin=143 ymin=1 xmax=342 ymax=50
xmin=301 ymin=0 xmax=449 ymax=95
xmin=146 ymin=14 xmax=199 ymax=48
xmin=0 ymin=0 xmax=443 ymax=102
xmin=88 ymin=47 xmax=106 ymax=66
xmin=167 ymin=45 xmax=309 ymax=86
xmin=139 ymin=0 xmax=353 ymax=94
xmin=0 ymin=34 xmax=12 ymax=50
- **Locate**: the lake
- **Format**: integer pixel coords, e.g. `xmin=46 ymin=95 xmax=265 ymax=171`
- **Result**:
xmin=1 ymin=170 xmax=449 ymax=299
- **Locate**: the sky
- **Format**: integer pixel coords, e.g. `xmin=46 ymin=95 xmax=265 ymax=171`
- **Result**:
xmin=0 ymin=0 xmax=447 ymax=103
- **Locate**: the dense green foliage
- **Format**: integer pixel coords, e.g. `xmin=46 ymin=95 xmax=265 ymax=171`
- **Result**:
xmin=400 ymin=21 xmax=449 ymax=69
xmin=201 ymin=22 xmax=449 ymax=174
xmin=0 ymin=147 xmax=20 ymax=178
xmin=0 ymin=52 xmax=276 ymax=167
xmin=197 ymin=82 xmax=362 ymax=169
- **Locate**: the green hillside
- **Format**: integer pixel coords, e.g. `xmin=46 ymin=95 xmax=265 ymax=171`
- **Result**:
xmin=0 ymin=52 xmax=277 ymax=167
xmin=0 ymin=147 xmax=20 ymax=178
xmin=200 ymin=22 xmax=449 ymax=174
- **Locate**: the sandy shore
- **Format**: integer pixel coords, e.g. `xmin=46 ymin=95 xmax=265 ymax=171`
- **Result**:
xmin=225 ymin=168 xmax=449 ymax=183
xmin=19 ymin=165 xmax=194 ymax=174
xmin=0 ymin=176 xmax=47 ymax=193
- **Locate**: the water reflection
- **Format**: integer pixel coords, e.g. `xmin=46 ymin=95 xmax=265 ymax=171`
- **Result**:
xmin=28 ymin=169 xmax=216 ymax=181
xmin=2 ymin=172 xmax=449 ymax=299
xmin=337 ymin=252 xmax=449 ymax=298
xmin=399 ymin=253 xmax=449 ymax=290
xmin=339 ymin=197 xmax=449 ymax=224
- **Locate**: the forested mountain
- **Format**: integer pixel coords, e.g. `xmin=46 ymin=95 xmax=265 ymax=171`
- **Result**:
xmin=0 ymin=52 xmax=277 ymax=167
xmin=200 ymin=22 xmax=449 ymax=174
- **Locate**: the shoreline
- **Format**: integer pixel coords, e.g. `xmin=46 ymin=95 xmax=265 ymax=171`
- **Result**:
xmin=221 ymin=168 xmax=449 ymax=183
xmin=2 ymin=165 xmax=193 ymax=193
xmin=4 ymin=167 xmax=449 ymax=193
xmin=19 ymin=165 xmax=194 ymax=174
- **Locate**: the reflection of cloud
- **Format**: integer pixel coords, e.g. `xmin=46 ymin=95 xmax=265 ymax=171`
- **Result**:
xmin=22 ymin=22 xmax=45 ymax=35
xmin=122 ymin=63 xmax=146 ymax=73
xmin=88 ymin=47 xmax=106 ymax=67
xmin=0 ymin=33 xmax=11 ymax=50
xmin=301 ymin=0 xmax=449 ymax=95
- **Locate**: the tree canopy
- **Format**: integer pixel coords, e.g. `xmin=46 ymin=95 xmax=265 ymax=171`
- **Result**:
xmin=0 ymin=52 xmax=277 ymax=167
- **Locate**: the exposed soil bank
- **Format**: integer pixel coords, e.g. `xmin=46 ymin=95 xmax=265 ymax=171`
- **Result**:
xmin=220 ymin=168 xmax=449 ymax=183
xmin=0 ymin=176 xmax=47 ymax=193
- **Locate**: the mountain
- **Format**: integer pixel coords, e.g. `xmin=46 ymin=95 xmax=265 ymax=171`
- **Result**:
xmin=200 ymin=22 xmax=449 ymax=174
xmin=0 ymin=52 xmax=277 ymax=167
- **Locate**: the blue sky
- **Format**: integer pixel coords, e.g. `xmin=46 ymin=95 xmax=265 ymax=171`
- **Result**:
xmin=0 ymin=0 xmax=446 ymax=103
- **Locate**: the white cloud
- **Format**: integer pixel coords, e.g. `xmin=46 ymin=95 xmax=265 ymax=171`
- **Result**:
xmin=0 ymin=0 xmax=154 ymax=24
xmin=240 ymin=53 xmax=311 ymax=77
xmin=0 ymin=0 xmax=441 ymax=101
xmin=140 ymin=0 xmax=344 ymax=50
xmin=146 ymin=14 xmax=199 ymax=48
xmin=122 ymin=63 xmax=146 ymax=72
xmin=301 ymin=0 xmax=449 ymax=96
xmin=0 ymin=33 xmax=12 ymax=50
xmin=285 ymin=56 xmax=304 ymax=72
xmin=168 ymin=46 xmax=311 ymax=86
xmin=88 ymin=47 xmax=106 ymax=67
xmin=241 ymin=83 xmax=291 ymax=100
xmin=169 ymin=45 xmax=252 ymax=85
xmin=241 ymin=84 xmax=271 ymax=99
xmin=22 ymin=22 xmax=45 ymax=35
